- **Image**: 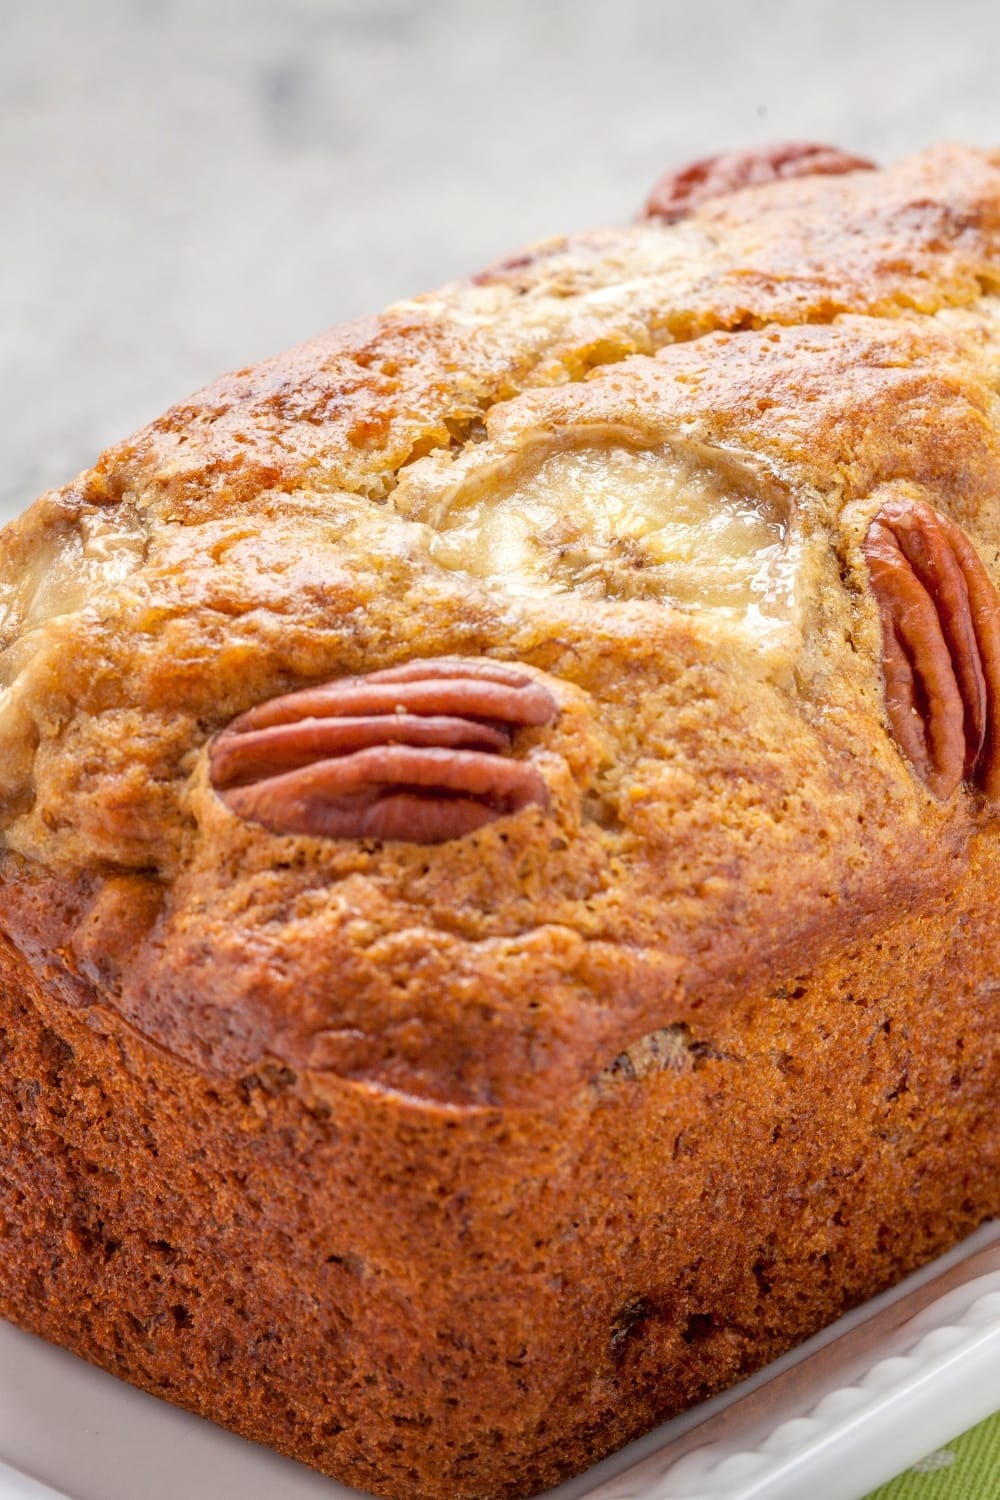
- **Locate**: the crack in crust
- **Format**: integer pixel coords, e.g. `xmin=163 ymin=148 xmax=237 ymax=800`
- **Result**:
xmin=863 ymin=496 xmax=1000 ymax=801
xmin=210 ymin=657 xmax=558 ymax=844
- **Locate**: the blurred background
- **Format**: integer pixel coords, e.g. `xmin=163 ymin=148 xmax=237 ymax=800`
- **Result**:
xmin=2 ymin=0 xmax=999 ymax=522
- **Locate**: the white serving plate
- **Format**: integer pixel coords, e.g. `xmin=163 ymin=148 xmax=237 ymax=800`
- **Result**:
xmin=3 ymin=1220 xmax=1000 ymax=1500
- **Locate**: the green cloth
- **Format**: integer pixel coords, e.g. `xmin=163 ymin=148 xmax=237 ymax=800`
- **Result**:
xmin=864 ymin=1410 xmax=1000 ymax=1498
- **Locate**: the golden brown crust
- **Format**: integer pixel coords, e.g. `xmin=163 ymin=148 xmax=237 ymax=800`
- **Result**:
xmin=2 ymin=151 xmax=1000 ymax=1107
xmin=3 ymin=144 xmax=1000 ymax=1498
xmin=4 ymin=301 xmax=1000 ymax=1103
xmin=50 ymin=143 xmax=1000 ymax=529
xmin=4 ymin=839 xmax=1000 ymax=1499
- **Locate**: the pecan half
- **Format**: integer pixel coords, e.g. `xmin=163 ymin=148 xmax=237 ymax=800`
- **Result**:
xmin=643 ymin=142 xmax=875 ymax=222
xmin=210 ymin=657 xmax=558 ymax=843
xmin=862 ymin=497 xmax=1000 ymax=801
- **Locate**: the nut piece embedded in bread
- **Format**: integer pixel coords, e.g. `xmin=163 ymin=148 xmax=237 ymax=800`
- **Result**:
xmin=3 ymin=143 xmax=1000 ymax=1500
xmin=643 ymin=140 xmax=877 ymax=220
xmin=862 ymin=496 xmax=1000 ymax=800
xmin=209 ymin=657 xmax=558 ymax=842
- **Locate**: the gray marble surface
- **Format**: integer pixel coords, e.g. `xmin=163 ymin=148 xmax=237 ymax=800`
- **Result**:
xmin=2 ymin=0 xmax=999 ymax=523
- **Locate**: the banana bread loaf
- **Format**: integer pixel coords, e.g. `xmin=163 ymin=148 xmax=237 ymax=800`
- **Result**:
xmin=2 ymin=142 xmax=1000 ymax=1499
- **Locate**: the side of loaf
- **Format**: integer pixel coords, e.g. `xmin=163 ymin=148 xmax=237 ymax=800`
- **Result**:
xmin=1 ymin=143 xmax=1000 ymax=1499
